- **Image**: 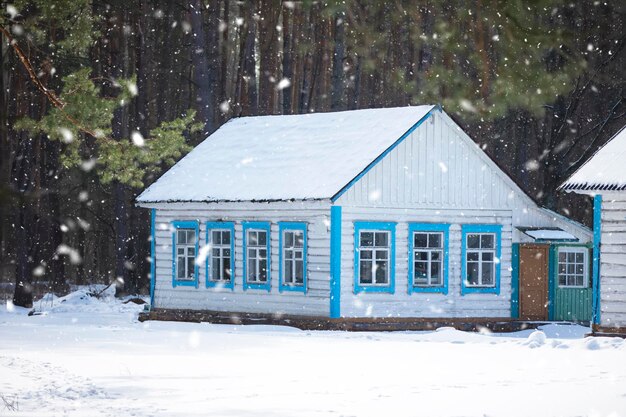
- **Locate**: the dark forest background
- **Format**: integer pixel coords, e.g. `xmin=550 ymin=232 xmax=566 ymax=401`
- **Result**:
xmin=1 ymin=0 xmax=624 ymax=306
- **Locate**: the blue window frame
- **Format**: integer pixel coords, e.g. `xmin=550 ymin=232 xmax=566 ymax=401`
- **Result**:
xmin=461 ymin=224 xmax=502 ymax=295
xmin=353 ymin=221 xmax=396 ymax=294
xmin=243 ymin=221 xmax=271 ymax=291
xmin=408 ymin=223 xmax=450 ymax=294
xmin=171 ymin=220 xmax=199 ymax=288
xmin=205 ymin=222 xmax=235 ymax=290
xmin=278 ymin=222 xmax=307 ymax=293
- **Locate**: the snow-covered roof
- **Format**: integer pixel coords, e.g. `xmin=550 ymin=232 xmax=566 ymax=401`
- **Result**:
xmin=137 ymin=105 xmax=436 ymax=203
xmin=561 ymin=125 xmax=626 ymax=192
xmin=518 ymin=227 xmax=578 ymax=242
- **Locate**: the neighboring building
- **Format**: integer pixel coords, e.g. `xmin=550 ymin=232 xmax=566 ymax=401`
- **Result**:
xmin=561 ymin=125 xmax=626 ymax=333
xmin=137 ymin=105 xmax=592 ymax=324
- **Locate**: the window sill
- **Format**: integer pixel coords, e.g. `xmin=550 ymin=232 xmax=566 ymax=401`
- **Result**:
xmin=461 ymin=285 xmax=499 ymax=295
xmin=172 ymin=279 xmax=198 ymax=288
xmin=279 ymin=284 xmax=306 ymax=293
xmin=409 ymin=285 xmax=448 ymax=294
xmin=354 ymin=285 xmax=394 ymax=294
xmin=244 ymin=282 xmax=271 ymax=292
xmin=206 ymin=280 xmax=235 ymax=290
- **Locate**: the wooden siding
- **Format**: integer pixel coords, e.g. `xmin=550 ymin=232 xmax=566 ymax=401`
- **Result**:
xmin=553 ymin=288 xmax=592 ymax=321
xmin=152 ymin=201 xmax=331 ymax=316
xmin=338 ymin=207 xmax=514 ymax=318
xmin=600 ymin=192 xmax=626 ymax=328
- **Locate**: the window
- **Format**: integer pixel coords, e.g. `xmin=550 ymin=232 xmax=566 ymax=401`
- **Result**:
xmin=243 ymin=222 xmax=271 ymax=291
xmin=279 ymin=222 xmax=307 ymax=293
xmin=171 ymin=221 xmax=199 ymax=288
xmin=206 ymin=222 xmax=235 ymax=289
xmin=353 ymin=222 xmax=396 ymax=294
xmin=557 ymin=247 xmax=588 ymax=288
xmin=461 ymin=224 xmax=501 ymax=295
xmin=408 ymin=224 xmax=450 ymax=294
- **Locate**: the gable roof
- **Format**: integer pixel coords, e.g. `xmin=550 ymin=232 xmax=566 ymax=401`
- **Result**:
xmin=137 ymin=105 xmax=436 ymax=203
xmin=560 ymin=125 xmax=626 ymax=192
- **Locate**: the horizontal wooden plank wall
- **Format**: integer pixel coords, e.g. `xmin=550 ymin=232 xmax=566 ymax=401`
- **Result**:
xmin=338 ymin=207 xmax=514 ymax=318
xmin=600 ymin=192 xmax=626 ymax=328
xmin=152 ymin=201 xmax=331 ymax=316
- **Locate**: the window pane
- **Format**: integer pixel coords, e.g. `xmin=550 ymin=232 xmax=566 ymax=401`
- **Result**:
xmin=285 ymin=249 xmax=293 ymax=260
xmin=468 ymin=252 xmax=479 ymax=262
xmin=431 ymin=251 xmax=441 ymax=261
xmin=212 ymin=260 xmax=220 ymax=280
xmin=360 ymin=261 xmax=372 ymax=283
xmin=177 ymin=230 xmax=187 ymax=245
xmin=360 ymin=250 xmax=372 ymax=260
xmin=559 ymin=274 xmax=566 ymax=286
xmin=482 ymin=252 xmax=493 ymax=262
xmin=414 ymin=233 xmax=428 ymax=248
xmin=295 ymin=250 xmax=303 ymax=260
xmin=375 ymin=260 xmax=388 ymax=283
xmin=223 ymin=257 xmax=231 ymax=279
xmin=212 ymin=248 xmax=220 ymax=257
xmin=415 ymin=251 xmax=428 ymax=261
xmin=428 ymin=233 xmax=442 ymax=248
xmin=259 ymin=260 xmax=267 ymax=281
xmin=223 ymin=231 xmax=231 ymax=244
xmin=467 ymin=262 xmax=479 ymax=285
xmin=258 ymin=231 xmax=267 ymax=246
xmin=295 ymin=232 xmax=304 ymax=248
xmin=360 ymin=232 xmax=374 ymax=247
xmin=285 ymin=261 xmax=293 ymax=283
xmin=259 ymin=249 xmax=267 ymax=259
xmin=188 ymin=247 xmax=195 ymax=256
xmin=177 ymin=256 xmax=185 ymax=278
xmin=576 ymin=264 xmax=584 ymax=275
xmin=559 ymin=264 xmax=566 ymax=274
xmin=559 ymin=252 xmax=566 ymax=262
xmin=567 ymin=252 xmax=575 ymax=263
xmin=224 ymin=248 xmax=231 ymax=257
xmin=375 ymin=232 xmax=388 ymax=247
xmin=249 ymin=258 xmax=257 ymax=279
xmin=187 ymin=257 xmax=195 ymax=279
xmin=481 ymin=234 xmax=494 ymax=249
xmin=295 ymin=260 xmax=304 ymax=283
xmin=482 ymin=262 xmax=494 ymax=285
xmin=431 ymin=261 xmax=442 ymax=284
xmin=415 ymin=262 xmax=428 ymax=282
xmin=575 ymin=253 xmax=584 ymax=263
xmin=177 ymin=247 xmax=184 ymax=255
xmin=285 ymin=231 xmax=294 ymax=247
xmin=467 ymin=234 xmax=480 ymax=249
xmin=575 ymin=275 xmax=584 ymax=287
xmin=212 ymin=231 xmax=222 ymax=245
xmin=375 ymin=250 xmax=388 ymax=261
xmin=248 ymin=231 xmax=257 ymax=246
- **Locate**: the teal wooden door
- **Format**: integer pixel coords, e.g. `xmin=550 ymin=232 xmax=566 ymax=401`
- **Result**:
xmin=550 ymin=245 xmax=593 ymax=322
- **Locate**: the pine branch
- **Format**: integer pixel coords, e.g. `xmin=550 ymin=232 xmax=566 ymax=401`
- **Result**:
xmin=1 ymin=26 xmax=120 ymax=146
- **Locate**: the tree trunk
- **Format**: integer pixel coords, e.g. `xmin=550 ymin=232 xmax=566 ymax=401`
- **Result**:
xmin=190 ymin=0 xmax=214 ymax=135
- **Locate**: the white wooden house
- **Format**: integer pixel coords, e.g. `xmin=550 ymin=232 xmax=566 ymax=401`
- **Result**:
xmin=561 ymin=125 xmax=626 ymax=333
xmin=137 ymin=105 xmax=592 ymax=324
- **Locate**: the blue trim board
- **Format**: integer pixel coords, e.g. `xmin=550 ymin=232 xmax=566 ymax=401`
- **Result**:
xmin=331 ymin=106 xmax=438 ymax=202
xmin=407 ymin=223 xmax=450 ymax=295
xmin=171 ymin=220 xmax=200 ymax=288
xmin=460 ymin=224 xmax=502 ymax=295
xmin=278 ymin=222 xmax=308 ymax=293
xmin=150 ymin=208 xmax=156 ymax=306
xmin=592 ymin=194 xmax=602 ymax=325
xmin=353 ymin=221 xmax=396 ymax=294
xmin=510 ymin=243 xmax=519 ymax=318
xmin=242 ymin=221 xmax=272 ymax=292
xmin=205 ymin=222 xmax=235 ymax=290
xmin=548 ymin=245 xmax=557 ymax=320
xmin=330 ymin=206 xmax=342 ymax=318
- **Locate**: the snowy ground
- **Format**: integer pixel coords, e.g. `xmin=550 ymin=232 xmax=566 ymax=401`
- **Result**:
xmin=1 ymin=289 xmax=625 ymax=417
